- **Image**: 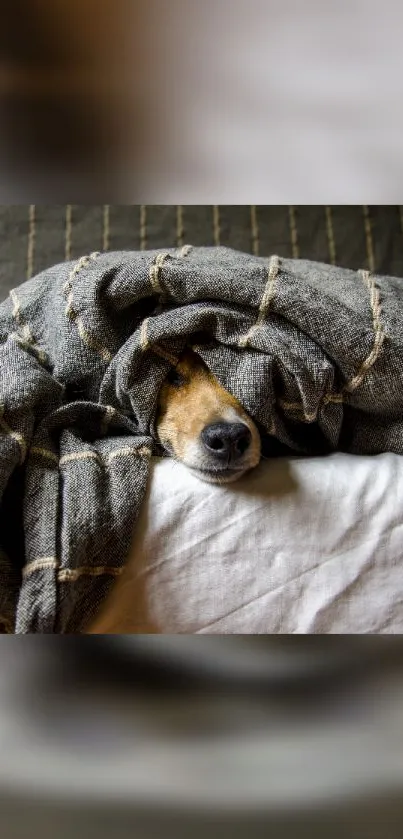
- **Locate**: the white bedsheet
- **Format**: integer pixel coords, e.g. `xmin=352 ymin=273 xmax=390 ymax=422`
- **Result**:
xmin=100 ymin=453 xmax=403 ymax=633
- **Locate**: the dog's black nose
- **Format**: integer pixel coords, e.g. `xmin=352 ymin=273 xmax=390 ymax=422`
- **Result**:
xmin=201 ymin=422 xmax=251 ymax=461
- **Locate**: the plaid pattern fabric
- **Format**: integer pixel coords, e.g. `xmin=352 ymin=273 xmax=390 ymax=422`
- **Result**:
xmin=1 ymin=216 xmax=403 ymax=632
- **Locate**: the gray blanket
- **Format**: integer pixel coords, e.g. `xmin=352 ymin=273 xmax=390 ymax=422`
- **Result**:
xmin=1 ymin=245 xmax=402 ymax=633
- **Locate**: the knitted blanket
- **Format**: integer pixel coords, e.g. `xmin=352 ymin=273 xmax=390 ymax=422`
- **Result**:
xmin=0 ymin=246 xmax=401 ymax=632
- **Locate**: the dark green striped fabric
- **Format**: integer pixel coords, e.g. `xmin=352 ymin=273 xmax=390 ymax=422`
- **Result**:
xmin=1 ymin=206 xmax=403 ymax=301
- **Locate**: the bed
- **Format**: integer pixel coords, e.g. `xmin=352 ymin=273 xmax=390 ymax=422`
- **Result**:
xmin=1 ymin=204 xmax=403 ymax=635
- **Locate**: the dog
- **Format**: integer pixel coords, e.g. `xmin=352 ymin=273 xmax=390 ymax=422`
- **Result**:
xmin=156 ymin=348 xmax=261 ymax=483
xmin=87 ymin=350 xmax=261 ymax=632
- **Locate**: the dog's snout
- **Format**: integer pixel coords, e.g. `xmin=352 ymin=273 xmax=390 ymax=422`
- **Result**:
xmin=201 ymin=422 xmax=251 ymax=461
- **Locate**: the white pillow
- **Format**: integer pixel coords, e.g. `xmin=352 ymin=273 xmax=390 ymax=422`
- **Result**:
xmin=96 ymin=453 xmax=403 ymax=633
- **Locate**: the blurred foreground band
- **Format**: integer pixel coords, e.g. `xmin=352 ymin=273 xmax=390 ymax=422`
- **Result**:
xmin=1 ymin=638 xmax=403 ymax=838
xmin=1 ymin=0 xmax=403 ymax=201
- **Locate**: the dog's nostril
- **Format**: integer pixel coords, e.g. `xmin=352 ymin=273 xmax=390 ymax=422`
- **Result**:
xmin=201 ymin=422 xmax=251 ymax=460
xmin=235 ymin=432 xmax=250 ymax=456
xmin=209 ymin=435 xmax=225 ymax=451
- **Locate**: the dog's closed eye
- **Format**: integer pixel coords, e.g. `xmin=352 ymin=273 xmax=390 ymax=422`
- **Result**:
xmin=167 ymin=368 xmax=186 ymax=387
